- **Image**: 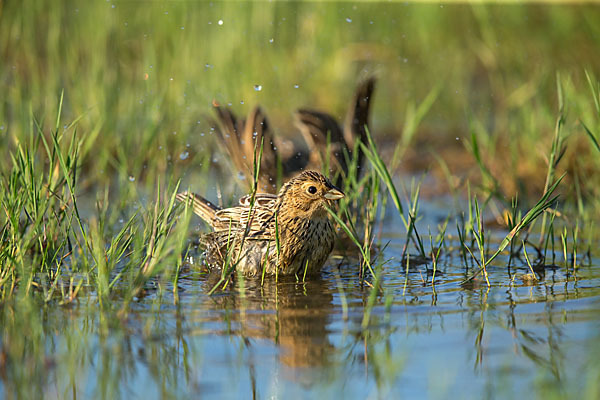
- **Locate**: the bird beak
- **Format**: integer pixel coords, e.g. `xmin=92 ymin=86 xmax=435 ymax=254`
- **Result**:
xmin=324 ymin=186 xmax=345 ymax=200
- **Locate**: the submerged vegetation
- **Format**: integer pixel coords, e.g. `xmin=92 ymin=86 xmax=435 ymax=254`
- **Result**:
xmin=1 ymin=1 xmax=600 ymax=399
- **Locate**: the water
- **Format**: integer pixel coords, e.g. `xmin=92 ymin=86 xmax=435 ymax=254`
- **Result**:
xmin=1 ymin=2 xmax=599 ymax=396
xmin=2 ymin=199 xmax=598 ymax=399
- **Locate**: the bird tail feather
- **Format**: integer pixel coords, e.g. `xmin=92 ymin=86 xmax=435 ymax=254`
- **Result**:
xmin=176 ymin=192 xmax=219 ymax=224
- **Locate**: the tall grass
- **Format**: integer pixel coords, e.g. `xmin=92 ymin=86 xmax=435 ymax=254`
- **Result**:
xmin=1 ymin=2 xmax=599 ymax=201
xmin=0 ymin=3 xmax=599 ymax=400
xmin=0 ymin=100 xmax=191 ymax=308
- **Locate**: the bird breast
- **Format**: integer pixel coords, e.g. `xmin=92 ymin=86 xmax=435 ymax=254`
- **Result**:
xmin=277 ymin=215 xmax=335 ymax=275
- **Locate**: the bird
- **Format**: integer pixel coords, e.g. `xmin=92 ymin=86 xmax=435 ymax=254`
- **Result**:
xmin=176 ymin=170 xmax=345 ymax=277
xmin=210 ymin=77 xmax=376 ymax=193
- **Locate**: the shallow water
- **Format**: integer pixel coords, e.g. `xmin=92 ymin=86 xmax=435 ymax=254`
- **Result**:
xmin=2 ymin=198 xmax=599 ymax=400
xmin=2 ymin=1 xmax=600 ymax=398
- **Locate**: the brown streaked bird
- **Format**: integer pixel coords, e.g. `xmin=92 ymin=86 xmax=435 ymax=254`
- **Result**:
xmin=210 ymin=78 xmax=375 ymax=193
xmin=177 ymin=170 xmax=345 ymax=277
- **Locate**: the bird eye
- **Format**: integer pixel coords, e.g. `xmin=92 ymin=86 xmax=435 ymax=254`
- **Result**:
xmin=307 ymin=186 xmax=317 ymax=194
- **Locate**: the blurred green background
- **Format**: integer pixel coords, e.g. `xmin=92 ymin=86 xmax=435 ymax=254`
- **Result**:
xmin=1 ymin=1 xmax=599 ymax=197
xmin=2 ymin=3 xmax=600 ymax=398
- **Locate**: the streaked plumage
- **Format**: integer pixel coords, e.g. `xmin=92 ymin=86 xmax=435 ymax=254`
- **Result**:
xmin=210 ymin=78 xmax=376 ymax=193
xmin=177 ymin=170 xmax=344 ymax=276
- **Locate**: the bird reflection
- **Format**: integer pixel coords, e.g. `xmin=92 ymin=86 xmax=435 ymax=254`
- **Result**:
xmin=200 ymin=273 xmax=336 ymax=370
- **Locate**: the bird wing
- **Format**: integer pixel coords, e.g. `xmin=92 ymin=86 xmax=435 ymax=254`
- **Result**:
xmin=238 ymin=193 xmax=278 ymax=207
xmin=294 ymin=108 xmax=347 ymax=180
xmin=211 ymin=107 xmax=248 ymax=172
xmin=212 ymin=202 xmax=276 ymax=237
xmin=211 ymin=106 xmax=279 ymax=193
xmin=293 ymin=77 xmax=376 ymax=184
xmin=343 ymin=77 xmax=376 ymax=167
xmin=240 ymin=107 xmax=279 ymax=192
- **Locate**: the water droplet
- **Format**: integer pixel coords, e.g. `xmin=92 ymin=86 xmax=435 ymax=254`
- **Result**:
xmin=254 ymin=85 xmax=262 ymax=91
xmin=119 ymin=218 xmax=124 ymax=223
xmin=456 ymin=137 xmax=460 ymax=141
xmin=240 ymin=100 xmax=244 ymax=104
xmin=179 ymin=151 xmax=189 ymax=160
xmin=0 ymin=125 xmax=4 ymax=130
xmin=111 ymin=4 xmax=116 ymax=9
xmin=186 ymin=143 xmax=191 ymax=147
xmin=269 ymin=38 xmax=274 ymax=43
xmin=180 ymin=26 xmax=185 ymax=30
xmin=345 ymin=17 xmax=352 ymax=23
xmin=200 ymin=133 xmax=205 ymax=137
xmin=218 ymin=19 xmax=223 ymax=25
xmin=128 ymin=176 xmax=135 ymax=182
xmin=293 ymin=84 xmax=299 ymax=89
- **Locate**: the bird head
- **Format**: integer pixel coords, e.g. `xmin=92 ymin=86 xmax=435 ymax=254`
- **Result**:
xmin=278 ymin=170 xmax=345 ymax=215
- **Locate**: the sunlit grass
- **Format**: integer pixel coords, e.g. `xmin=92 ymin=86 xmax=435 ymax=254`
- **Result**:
xmin=0 ymin=98 xmax=192 ymax=307
xmin=0 ymin=2 xmax=599 ymax=399
xmin=0 ymin=3 xmax=596 ymax=312
xmin=1 ymin=2 xmax=599 ymax=202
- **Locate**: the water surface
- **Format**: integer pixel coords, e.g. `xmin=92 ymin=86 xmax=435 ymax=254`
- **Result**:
xmin=2 ymin=199 xmax=599 ymax=400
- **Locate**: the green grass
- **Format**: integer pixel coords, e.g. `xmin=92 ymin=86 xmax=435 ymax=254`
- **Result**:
xmin=1 ymin=2 xmax=600 ymax=399
xmin=1 ymin=2 xmax=599 ymax=199
xmin=0 ymin=1 xmax=597 ymax=302
xmin=0 ymin=97 xmax=192 ymax=306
